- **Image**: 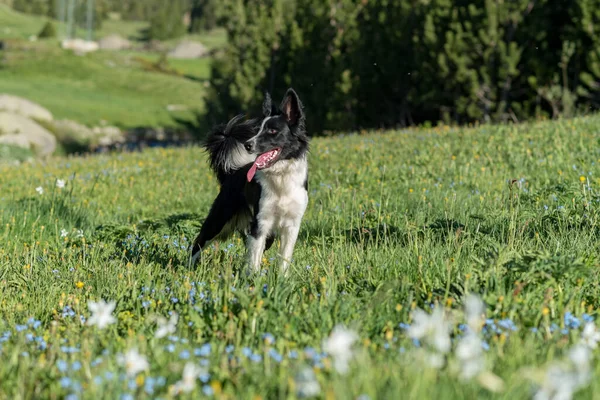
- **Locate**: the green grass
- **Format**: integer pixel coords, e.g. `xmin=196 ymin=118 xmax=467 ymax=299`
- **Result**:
xmin=0 ymin=42 xmax=209 ymax=128
xmin=0 ymin=5 xmax=223 ymax=129
xmin=1 ymin=115 xmax=600 ymax=398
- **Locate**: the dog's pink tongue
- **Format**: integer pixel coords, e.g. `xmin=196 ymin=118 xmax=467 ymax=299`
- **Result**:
xmin=247 ymin=162 xmax=258 ymax=182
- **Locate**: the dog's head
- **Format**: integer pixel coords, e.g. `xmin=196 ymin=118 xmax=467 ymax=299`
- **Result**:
xmin=245 ymin=88 xmax=309 ymax=182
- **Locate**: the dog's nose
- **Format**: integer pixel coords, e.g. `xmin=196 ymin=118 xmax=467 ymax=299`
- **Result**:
xmin=244 ymin=142 xmax=253 ymax=152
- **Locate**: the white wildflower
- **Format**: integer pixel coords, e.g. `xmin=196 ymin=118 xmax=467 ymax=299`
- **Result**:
xmin=322 ymin=325 xmax=358 ymax=374
xmin=408 ymin=306 xmax=452 ymax=354
xmin=171 ymin=362 xmax=204 ymax=394
xmin=534 ymin=345 xmax=591 ymax=400
xmin=568 ymin=344 xmax=591 ymax=378
xmin=87 ymin=300 xmax=116 ymax=329
xmin=56 ymin=179 xmax=66 ymax=189
xmin=295 ymin=367 xmax=321 ymax=398
xmin=580 ymin=323 xmax=600 ymax=349
xmin=464 ymin=294 xmax=485 ymax=332
xmin=60 ymin=229 xmax=68 ymax=238
xmin=36 ymin=186 xmax=44 ymax=195
xmin=455 ymin=332 xmax=485 ymax=379
xmin=155 ymin=313 xmax=178 ymax=339
xmin=118 ymin=348 xmax=149 ymax=377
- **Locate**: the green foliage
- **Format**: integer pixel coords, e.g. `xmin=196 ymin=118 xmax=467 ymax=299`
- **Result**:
xmin=209 ymin=0 xmax=600 ymax=134
xmin=37 ymin=20 xmax=56 ymax=38
xmin=145 ymin=0 xmax=187 ymax=40
xmin=189 ymin=0 xmax=220 ymax=32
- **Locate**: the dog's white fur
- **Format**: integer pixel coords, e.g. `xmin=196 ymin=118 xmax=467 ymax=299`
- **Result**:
xmin=247 ymin=157 xmax=308 ymax=274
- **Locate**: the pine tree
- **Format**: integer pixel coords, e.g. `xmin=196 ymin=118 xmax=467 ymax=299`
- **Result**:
xmin=204 ymin=0 xmax=287 ymax=128
xmin=147 ymin=0 xmax=187 ymax=40
xmin=189 ymin=0 xmax=220 ymax=32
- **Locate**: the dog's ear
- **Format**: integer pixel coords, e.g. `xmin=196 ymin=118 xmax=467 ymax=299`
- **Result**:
xmin=280 ymin=88 xmax=303 ymax=126
xmin=262 ymin=92 xmax=273 ymax=117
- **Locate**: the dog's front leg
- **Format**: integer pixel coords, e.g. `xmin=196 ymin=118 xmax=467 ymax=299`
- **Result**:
xmin=246 ymin=217 xmax=273 ymax=274
xmin=247 ymin=234 xmax=268 ymax=274
xmin=279 ymin=223 xmax=301 ymax=275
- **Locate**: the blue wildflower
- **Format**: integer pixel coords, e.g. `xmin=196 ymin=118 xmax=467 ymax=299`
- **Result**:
xmin=144 ymin=377 xmax=156 ymax=395
xmin=72 ymin=361 xmax=82 ymax=371
xmin=199 ymin=372 xmax=210 ymax=383
xmin=268 ymin=348 xmax=283 ymax=363
xmin=242 ymin=347 xmax=252 ymax=357
xmin=60 ymin=377 xmax=72 ymax=388
xmin=195 ymin=343 xmax=211 ymax=357
xmin=203 ymin=385 xmax=214 ymax=396
xmin=498 ymin=319 xmax=517 ymax=332
xmin=179 ymin=350 xmax=190 ymax=360
xmin=564 ymin=312 xmax=581 ymax=329
xmin=250 ymin=353 xmax=262 ymax=363
xmin=262 ymin=333 xmax=275 ymax=344
xmin=57 ymin=360 xmax=69 ymax=372
xmin=60 ymin=346 xmax=80 ymax=353
xmin=582 ymin=313 xmax=594 ymax=322
xmin=15 ymin=325 xmax=27 ymax=332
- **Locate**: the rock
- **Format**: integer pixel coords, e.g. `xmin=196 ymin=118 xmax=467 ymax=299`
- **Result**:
xmin=168 ymin=40 xmax=208 ymax=59
xmin=98 ymin=34 xmax=131 ymax=51
xmin=92 ymin=125 xmax=125 ymax=147
xmin=61 ymin=39 xmax=99 ymax=54
xmin=0 ymin=94 xmax=53 ymax=121
xmin=52 ymin=119 xmax=95 ymax=146
xmin=0 ymin=112 xmax=56 ymax=156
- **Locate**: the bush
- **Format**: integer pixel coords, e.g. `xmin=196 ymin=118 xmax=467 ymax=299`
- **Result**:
xmin=146 ymin=1 xmax=187 ymax=41
xmin=37 ymin=21 xmax=56 ymax=39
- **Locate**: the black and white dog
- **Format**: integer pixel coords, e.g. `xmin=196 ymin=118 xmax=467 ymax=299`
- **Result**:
xmin=190 ymin=88 xmax=309 ymax=274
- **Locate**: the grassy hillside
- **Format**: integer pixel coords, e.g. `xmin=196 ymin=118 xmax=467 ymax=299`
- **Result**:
xmin=1 ymin=116 xmax=600 ymax=398
xmin=0 ymin=5 xmax=223 ymax=129
xmin=0 ymin=42 xmax=208 ymax=128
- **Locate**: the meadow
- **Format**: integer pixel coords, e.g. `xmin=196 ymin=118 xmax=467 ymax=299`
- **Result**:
xmin=1 ymin=113 xmax=600 ymax=399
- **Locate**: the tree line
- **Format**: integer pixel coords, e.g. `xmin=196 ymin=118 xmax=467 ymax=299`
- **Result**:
xmin=205 ymin=0 xmax=600 ymax=134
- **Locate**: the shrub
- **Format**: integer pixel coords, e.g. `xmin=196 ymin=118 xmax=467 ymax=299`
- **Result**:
xmin=37 ymin=21 xmax=56 ymax=39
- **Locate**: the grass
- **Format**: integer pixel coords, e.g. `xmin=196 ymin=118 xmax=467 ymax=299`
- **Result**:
xmin=0 ymin=41 xmax=209 ymax=128
xmin=0 ymin=5 xmax=223 ymax=129
xmin=1 ymin=114 xmax=600 ymax=398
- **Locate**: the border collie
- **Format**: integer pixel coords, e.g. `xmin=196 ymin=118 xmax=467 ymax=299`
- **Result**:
xmin=190 ymin=88 xmax=309 ymax=275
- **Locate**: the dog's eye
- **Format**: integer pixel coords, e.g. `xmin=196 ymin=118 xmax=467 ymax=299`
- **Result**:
xmin=269 ymin=129 xmax=277 ymax=134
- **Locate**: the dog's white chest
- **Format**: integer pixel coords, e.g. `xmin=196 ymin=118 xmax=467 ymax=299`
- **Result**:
xmin=257 ymin=159 xmax=308 ymax=229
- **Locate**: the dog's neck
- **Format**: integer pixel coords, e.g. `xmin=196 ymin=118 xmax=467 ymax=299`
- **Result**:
xmin=257 ymin=157 xmax=307 ymax=192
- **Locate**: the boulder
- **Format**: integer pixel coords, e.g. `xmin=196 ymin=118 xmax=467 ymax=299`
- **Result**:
xmin=52 ymin=119 xmax=95 ymax=146
xmin=98 ymin=34 xmax=131 ymax=51
xmin=0 ymin=94 xmax=53 ymax=121
xmin=61 ymin=39 xmax=99 ymax=54
xmin=92 ymin=125 xmax=125 ymax=147
xmin=168 ymin=41 xmax=208 ymax=59
xmin=0 ymin=112 xmax=56 ymax=156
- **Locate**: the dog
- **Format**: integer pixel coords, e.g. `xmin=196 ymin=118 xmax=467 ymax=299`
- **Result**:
xmin=190 ymin=88 xmax=309 ymax=275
